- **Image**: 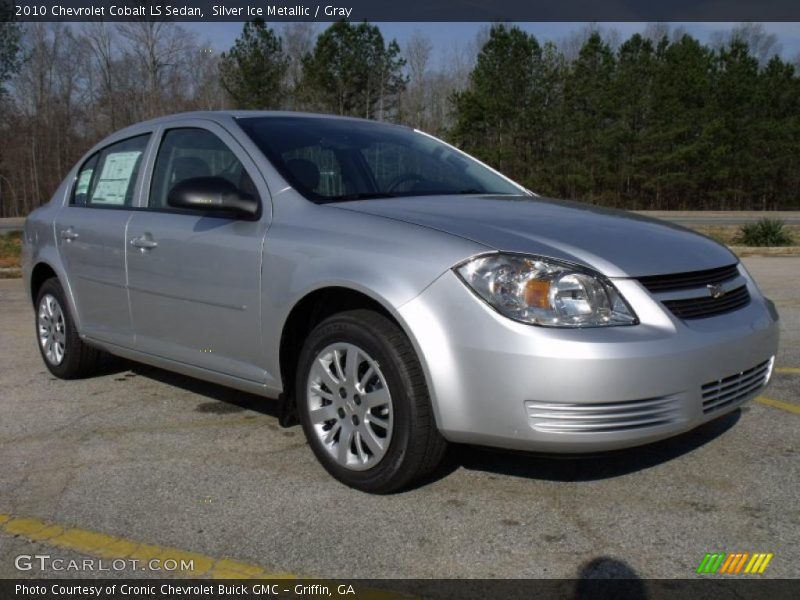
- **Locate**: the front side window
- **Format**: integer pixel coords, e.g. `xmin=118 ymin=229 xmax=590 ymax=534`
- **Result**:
xmin=71 ymin=135 xmax=150 ymax=207
xmin=149 ymin=128 xmax=258 ymax=211
xmin=238 ymin=116 xmax=525 ymax=203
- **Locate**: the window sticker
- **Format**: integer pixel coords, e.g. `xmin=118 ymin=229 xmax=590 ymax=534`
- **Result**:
xmin=90 ymin=151 xmax=141 ymax=205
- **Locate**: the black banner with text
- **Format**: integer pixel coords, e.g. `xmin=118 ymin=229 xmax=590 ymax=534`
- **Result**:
xmin=4 ymin=579 xmax=800 ymax=600
xmin=4 ymin=0 xmax=800 ymax=22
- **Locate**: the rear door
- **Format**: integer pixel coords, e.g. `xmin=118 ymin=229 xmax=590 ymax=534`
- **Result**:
xmin=55 ymin=134 xmax=151 ymax=347
xmin=126 ymin=123 xmax=271 ymax=384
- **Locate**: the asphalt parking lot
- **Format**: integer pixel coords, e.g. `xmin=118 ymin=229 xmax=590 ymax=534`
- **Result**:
xmin=0 ymin=256 xmax=798 ymax=581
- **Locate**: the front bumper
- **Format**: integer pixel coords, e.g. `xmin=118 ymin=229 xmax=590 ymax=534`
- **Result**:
xmin=398 ymin=267 xmax=779 ymax=453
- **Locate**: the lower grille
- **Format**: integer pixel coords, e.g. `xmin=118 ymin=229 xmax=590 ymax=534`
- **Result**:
xmin=662 ymin=285 xmax=750 ymax=319
xmin=702 ymin=358 xmax=773 ymax=415
xmin=525 ymin=396 xmax=682 ymax=434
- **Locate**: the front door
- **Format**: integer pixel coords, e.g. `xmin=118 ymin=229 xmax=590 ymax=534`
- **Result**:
xmin=126 ymin=125 xmax=270 ymax=384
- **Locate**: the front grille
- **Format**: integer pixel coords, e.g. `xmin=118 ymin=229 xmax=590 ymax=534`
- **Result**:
xmin=525 ymin=396 xmax=682 ymax=434
xmin=662 ymin=285 xmax=750 ymax=319
xmin=637 ymin=264 xmax=740 ymax=293
xmin=702 ymin=358 xmax=773 ymax=415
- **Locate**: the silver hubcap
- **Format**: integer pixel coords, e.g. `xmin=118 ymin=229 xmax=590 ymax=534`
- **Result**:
xmin=38 ymin=294 xmax=66 ymax=366
xmin=306 ymin=343 xmax=393 ymax=471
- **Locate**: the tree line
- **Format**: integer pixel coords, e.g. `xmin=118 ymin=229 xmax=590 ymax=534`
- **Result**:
xmin=0 ymin=16 xmax=798 ymax=217
xmin=452 ymin=25 xmax=800 ymax=210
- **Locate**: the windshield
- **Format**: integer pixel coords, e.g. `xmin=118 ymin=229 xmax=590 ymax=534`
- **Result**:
xmin=237 ymin=116 xmax=526 ymax=203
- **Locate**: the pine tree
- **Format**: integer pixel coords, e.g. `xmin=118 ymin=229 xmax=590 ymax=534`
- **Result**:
xmin=451 ymin=25 xmax=545 ymax=188
xmin=640 ymin=35 xmax=715 ymax=209
xmin=301 ymin=21 xmax=406 ymax=120
xmin=752 ymin=56 xmax=800 ymax=209
xmin=219 ymin=19 xmax=288 ymax=109
xmin=708 ymin=40 xmax=761 ymax=208
xmin=610 ymin=34 xmax=656 ymax=208
xmin=562 ymin=32 xmax=617 ymax=202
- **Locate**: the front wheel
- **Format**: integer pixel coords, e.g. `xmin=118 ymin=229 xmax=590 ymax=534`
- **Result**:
xmin=296 ymin=310 xmax=447 ymax=493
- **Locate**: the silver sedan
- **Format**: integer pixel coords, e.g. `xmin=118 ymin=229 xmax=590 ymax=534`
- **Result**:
xmin=22 ymin=111 xmax=779 ymax=492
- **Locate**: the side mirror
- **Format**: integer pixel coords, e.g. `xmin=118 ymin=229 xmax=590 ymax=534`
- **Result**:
xmin=167 ymin=176 xmax=258 ymax=218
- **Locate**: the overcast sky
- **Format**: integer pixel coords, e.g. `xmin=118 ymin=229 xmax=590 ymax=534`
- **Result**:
xmin=184 ymin=21 xmax=800 ymax=67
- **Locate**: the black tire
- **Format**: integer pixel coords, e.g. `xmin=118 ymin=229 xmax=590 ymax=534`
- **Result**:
xmin=296 ymin=309 xmax=447 ymax=493
xmin=34 ymin=277 xmax=102 ymax=379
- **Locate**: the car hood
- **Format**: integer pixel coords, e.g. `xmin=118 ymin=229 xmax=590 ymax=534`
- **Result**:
xmin=331 ymin=195 xmax=737 ymax=278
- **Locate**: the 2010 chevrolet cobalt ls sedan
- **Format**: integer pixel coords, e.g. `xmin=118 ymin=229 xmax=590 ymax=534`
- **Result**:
xmin=23 ymin=111 xmax=779 ymax=492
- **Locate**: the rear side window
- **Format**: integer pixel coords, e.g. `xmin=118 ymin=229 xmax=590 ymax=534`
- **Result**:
xmin=149 ymin=128 xmax=258 ymax=211
xmin=71 ymin=135 xmax=150 ymax=207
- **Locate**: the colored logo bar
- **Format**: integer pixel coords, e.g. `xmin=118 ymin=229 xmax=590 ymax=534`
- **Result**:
xmin=696 ymin=553 xmax=773 ymax=574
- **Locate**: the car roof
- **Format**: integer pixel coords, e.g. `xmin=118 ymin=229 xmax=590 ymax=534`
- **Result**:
xmin=94 ymin=110 xmax=406 ymax=154
xmin=136 ymin=110 xmax=384 ymax=128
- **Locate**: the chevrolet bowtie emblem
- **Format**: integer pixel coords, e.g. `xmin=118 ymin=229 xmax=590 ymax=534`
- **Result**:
xmin=707 ymin=283 xmax=727 ymax=299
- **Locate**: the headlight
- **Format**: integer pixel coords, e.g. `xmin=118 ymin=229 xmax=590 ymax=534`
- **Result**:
xmin=455 ymin=254 xmax=637 ymax=327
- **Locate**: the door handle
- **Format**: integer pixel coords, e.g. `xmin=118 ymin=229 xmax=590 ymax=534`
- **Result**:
xmin=129 ymin=235 xmax=158 ymax=250
xmin=60 ymin=228 xmax=79 ymax=242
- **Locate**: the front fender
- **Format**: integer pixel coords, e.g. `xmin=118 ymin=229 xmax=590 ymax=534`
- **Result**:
xmin=259 ymin=196 xmax=487 ymax=389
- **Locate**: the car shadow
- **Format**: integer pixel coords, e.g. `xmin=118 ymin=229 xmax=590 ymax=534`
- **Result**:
xmin=107 ymin=358 xmax=741 ymax=488
xmin=89 ymin=353 xmax=132 ymax=377
xmin=435 ymin=409 xmax=741 ymax=484
xmin=122 ymin=360 xmax=283 ymax=419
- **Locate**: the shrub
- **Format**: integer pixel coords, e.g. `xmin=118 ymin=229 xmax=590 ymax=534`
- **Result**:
xmin=735 ymin=219 xmax=794 ymax=247
xmin=0 ymin=231 xmax=22 ymax=267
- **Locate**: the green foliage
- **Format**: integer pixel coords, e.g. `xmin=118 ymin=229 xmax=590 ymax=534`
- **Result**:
xmin=645 ymin=37 xmax=711 ymax=207
xmin=452 ymin=25 xmax=545 ymax=187
xmin=0 ymin=231 xmax=22 ymax=267
xmin=219 ymin=19 xmax=288 ymax=109
xmin=735 ymin=219 xmax=795 ymax=246
xmin=607 ymin=34 xmax=655 ymax=208
xmin=562 ymin=33 xmax=617 ymax=202
xmin=301 ymin=21 xmax=406 ymax=119
xmin=451 ymin=27 xmax=800 ymax=210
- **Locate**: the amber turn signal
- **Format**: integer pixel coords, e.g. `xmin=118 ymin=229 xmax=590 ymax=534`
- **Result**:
xmin=524 ymin=279 xmax=551 ymax=309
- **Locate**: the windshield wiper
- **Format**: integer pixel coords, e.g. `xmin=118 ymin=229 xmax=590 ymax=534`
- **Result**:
xmin=322 ymin=192 xmax=397 ymax=203
xmin=428 ymin=190 xmax=524 ymax=196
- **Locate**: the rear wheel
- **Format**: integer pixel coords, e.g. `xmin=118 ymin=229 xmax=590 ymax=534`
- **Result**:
xmin=296 ymin=310 xmax=447 ymax=493
xmin=35 ymin=278 xmax=102 ymax=379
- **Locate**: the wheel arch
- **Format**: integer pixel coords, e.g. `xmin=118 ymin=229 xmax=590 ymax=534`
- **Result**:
xmin=277 ymin=285 xmax=437 ymax=423
xmin=30 ymin=262 xmax=58 ymax=305
xmin=28 ymin=260 xmax=83 ymax=333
